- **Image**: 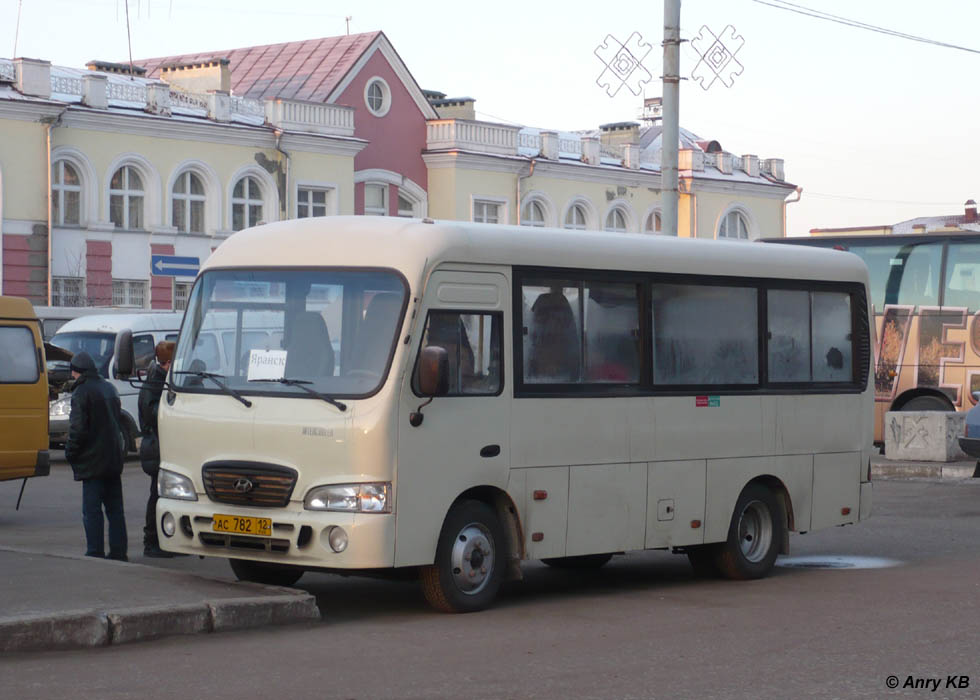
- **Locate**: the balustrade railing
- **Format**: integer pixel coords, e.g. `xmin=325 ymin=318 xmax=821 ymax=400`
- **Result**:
xmin=427 ymin=120 xmax=520 ymax=156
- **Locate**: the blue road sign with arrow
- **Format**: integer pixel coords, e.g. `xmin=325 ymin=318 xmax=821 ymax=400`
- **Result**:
xmin=151 ymin=255 xmax=200 ymax=277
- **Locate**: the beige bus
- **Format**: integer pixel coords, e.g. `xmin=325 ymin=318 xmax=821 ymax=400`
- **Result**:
xmin=152 ymin=217 xmax=874 ymax=612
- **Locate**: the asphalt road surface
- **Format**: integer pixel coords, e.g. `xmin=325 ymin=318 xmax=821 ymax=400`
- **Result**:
xmin=2 ymin=458 xmax=978 ymax=699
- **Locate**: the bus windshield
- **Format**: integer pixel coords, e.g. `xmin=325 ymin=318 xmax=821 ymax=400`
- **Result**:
xmin=173 ymin=268 xmax=407 ymax=398
xmin=50 ymin=331 xmax=116 ymax=377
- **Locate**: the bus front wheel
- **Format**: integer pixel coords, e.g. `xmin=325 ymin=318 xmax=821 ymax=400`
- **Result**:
xmin=716 ymin=484 xmax=783 ymax=580
xmin=420 ymin=500 xmax=505 ymax=613
xmin=229 ymin=558 xmax=305 ymax=587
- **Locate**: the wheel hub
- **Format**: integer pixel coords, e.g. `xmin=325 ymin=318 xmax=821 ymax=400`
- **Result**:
xmin=738 ymin=500 xmax=773 ymax=563
xmin=450 ymin=523 xmax=495 ymax=595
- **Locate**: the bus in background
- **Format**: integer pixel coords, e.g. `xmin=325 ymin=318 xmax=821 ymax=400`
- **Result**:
xmin=47 ymin=312 xmax=183 ymax=456
xmin=143 ymin=217 xmax=873 ymax=613
xmin=0 ymin=296 xmax=50 ymax=487
xmin=767 ymin=232 xmax=980 ymax=443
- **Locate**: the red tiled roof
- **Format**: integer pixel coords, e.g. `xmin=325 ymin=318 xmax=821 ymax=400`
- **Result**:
xmin=134 ymin=32 xmax=381 ymax=103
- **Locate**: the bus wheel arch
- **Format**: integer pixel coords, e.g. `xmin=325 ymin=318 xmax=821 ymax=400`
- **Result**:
xmin=892 ymin=389 xmax=955 ymax=413
xmin=715 ymin=481 xmax=786 ymax=580
xmin=453 ymin=485 xmax=524 ymax=581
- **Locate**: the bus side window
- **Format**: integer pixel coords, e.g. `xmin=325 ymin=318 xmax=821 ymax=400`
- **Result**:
xmin=413 ymin=312 xmax=501 ymax=395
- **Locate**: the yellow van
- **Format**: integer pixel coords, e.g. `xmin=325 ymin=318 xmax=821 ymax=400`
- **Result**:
xmin=0 ymin=296 xmax=49 ymax=482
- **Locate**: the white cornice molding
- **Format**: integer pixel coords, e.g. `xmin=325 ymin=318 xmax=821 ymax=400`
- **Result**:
xmin=688 ymin=177 xmax=794 ymax=198
xmin=422 ymin=151 xmax=526 ymax=175
xmin=354 ymin=168 xmax=404 ymax=186
xmin=279 ymin=131 xmax=368 ymax=156
xmin=0 ymin=99 xmax=65 ymax=122
xmin=60 ymin=108 xmax=366 ymax=154
xmin=326 ymin=35 xmax=439 ymax=120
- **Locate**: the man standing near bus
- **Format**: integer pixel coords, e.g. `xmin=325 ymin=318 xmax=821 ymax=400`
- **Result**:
xmin=139 ymin=341 xmax=177 ymax=558
xmin=65 ymin=351 xmax=128 ymax=560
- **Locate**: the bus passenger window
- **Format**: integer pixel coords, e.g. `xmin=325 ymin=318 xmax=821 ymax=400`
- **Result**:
xmin=652 ymin=283 xmax=758 ymax=386
xmin=943 ymin=243 xmax=980 ymax=313
xmin=811 ymin=292 xmax=852 ymax=382
xmin=414 ymin=312 xmax=501 ymax=395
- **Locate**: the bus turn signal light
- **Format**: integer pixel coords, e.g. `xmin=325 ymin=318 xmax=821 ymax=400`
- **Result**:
xmin=533 ymin=490 xmax=548 ymax=501
xmin=531 ymin=532 xmax=544 ymax=542
xmin=841 ymin=507 xmax=851 ymax=515
xmin=691 ymin=520 xmax=702 ymax=529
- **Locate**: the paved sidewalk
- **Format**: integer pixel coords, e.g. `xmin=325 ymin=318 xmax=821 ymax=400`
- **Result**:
xmin=871 ymin=455 xmax=979 ymax=480
xmin=0 ymin=547 xmax=320 ymax=653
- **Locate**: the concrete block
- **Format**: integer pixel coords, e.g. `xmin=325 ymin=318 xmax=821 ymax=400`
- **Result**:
xmin=0 ymin=611 xmax=107 ymax=652
xmin=209 ymin=594 xmax=320 ymax=632
xmin=884 ymin=411 xmax=968 ymax=462
xmin=107 ymin=603 xmax=211 ymax=645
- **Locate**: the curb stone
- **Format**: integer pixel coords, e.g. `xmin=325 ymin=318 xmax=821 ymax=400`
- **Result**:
xmin=0 ymin=610 xmax=108 ymax=653
xmin=0 ymin=593 xmax=320 ymax=653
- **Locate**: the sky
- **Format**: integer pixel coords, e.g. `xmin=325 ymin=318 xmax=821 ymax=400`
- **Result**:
xmin=3 ymin=0 xmax=978 ymax=236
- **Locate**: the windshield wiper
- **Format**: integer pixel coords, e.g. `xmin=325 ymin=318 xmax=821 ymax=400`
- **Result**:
xmin=249 ymin=378 xmax=347 ymax=411
xmin=175 ymin=370 xmax=252 ymax=408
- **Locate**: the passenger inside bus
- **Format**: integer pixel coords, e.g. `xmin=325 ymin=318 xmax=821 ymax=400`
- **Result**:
xmin=528 ymin=288 xmax=580 ymax=382
xmin=284 ymin=311 xmax=334 ymax=377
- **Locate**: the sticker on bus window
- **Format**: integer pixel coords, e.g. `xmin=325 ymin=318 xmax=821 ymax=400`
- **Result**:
xmin=696 ymin=395 xmax=720 ymax=407
xmin=247 ymin=349 xmax=287 ymax=381
xmin=889 ymin=258 xmax=904 ymax=266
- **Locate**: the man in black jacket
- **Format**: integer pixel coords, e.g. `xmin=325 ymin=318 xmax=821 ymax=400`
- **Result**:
xmin=139 ymin=341 xmax=175 ymax=558
xmin=65 ymin=351 xmax=127 ymax=560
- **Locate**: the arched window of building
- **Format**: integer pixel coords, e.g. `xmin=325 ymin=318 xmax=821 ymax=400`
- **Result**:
xmin=644 ymin=210 xmax=662 ymax=234
xmin=51 ymin=160 xmax=81 ymax=226
xmin=172 ymin=171 xmax=206 ymax=233
xmin=109 ymin=165 xmax=145 ymax=230
xmin=564 ymin=204 xmax=588 ymax=230
xmin=718 ymin=209 xmax=750 ymax=240
xmin=232 ymin=175 xmax=264 ymax=231
xmin=604 ymin=207 xmax=629 ymax=233
xmin=521 ymin=200 xmax=546 ymax=227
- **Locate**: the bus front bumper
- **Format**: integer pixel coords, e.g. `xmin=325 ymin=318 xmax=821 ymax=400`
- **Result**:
xmin=155 ymin=497 xmax=397 ymax=569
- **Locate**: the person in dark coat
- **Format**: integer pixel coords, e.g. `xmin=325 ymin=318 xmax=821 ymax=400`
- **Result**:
xmin=139 ymin=341 xmax=176 ymax=557
xmin=64 ymin=351 xmax=127 ymax=560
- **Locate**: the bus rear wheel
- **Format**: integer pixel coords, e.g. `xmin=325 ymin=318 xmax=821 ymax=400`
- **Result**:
xmin=900 ymin=395 xmax=952 ymax=412
xmin=229 ymin=558 xmax=305 ymax=587
xmin=541 ymin=553 xmax=613 ymax=569
xmin=715 ymin=484 xmax=783 ymax=580
xmin=420 ymin=500 xmax=504 ymax=613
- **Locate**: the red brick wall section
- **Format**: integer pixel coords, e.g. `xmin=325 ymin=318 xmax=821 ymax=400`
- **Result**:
xmin=86 ymin=240 xmax=112 ymax=306
xmin=2 ymin=233 xmax=49 ymax=303
xmin=150 ymin=243 xmax=175 ymax=310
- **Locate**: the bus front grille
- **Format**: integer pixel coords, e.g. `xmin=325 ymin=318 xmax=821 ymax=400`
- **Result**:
xmin=198 ymin=532 xmax=291 ymax=553
xmin=201 ymin=461 xmax=298 ymax=508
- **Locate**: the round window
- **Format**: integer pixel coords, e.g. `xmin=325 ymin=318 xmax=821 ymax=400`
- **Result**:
xmin=364 ymin=77 xmax=391 ymax=117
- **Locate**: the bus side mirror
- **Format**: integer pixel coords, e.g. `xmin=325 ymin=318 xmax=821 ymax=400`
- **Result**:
xmin=410 ymin=346 xmax=448 ymax=427
xmin=114 ymin=329 xmax=134 ymax=379
xmin=418 ymin=346 xmax=449 ymax=397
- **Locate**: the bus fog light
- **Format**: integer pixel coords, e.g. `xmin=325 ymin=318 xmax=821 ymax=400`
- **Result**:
xmin=161 ymin=512 xmax=176 ymax=538
xmin=327 ymin=526 xmax=348 ymax=553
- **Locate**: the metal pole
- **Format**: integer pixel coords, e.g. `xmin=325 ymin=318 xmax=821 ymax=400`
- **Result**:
xmin=662 ymin=0 xmax=681 ymax=236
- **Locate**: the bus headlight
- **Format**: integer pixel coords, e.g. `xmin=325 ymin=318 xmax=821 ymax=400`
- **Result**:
xmin=304 ymin=482 xmax=391 ymax=513
xmin=158 ymin=469 xmax=198 ymax=501
xmin=49 ymin=396 xmax=71 ymax=417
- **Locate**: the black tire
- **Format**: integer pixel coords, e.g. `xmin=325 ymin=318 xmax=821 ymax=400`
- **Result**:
xmin=420 ymin=500 xmax=505 ymax=613
xmin=900 ymin=395 xmax=953 ymax=412
xmin=686 ymin=545 xmax=722 ymax=578
xmin=715 ymin=484 xmax=784 ymax=580
xmin=229 ymin=558 xmax=305 ymax=587
xmin=541 ymin=553 xmax=613 ymax=569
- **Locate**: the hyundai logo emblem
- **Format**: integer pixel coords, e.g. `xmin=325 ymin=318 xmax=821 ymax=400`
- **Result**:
xmin=233 ymin=478 xmax=254 ymax=493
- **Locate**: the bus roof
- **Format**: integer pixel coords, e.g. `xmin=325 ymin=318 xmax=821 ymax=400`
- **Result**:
xmin=0 ymin=296 xmax=38 ymax=321
xmin=206 ymin=216 xmax=870 ymax=287
xmin=55 ymin=312 xmax=184 ymax=335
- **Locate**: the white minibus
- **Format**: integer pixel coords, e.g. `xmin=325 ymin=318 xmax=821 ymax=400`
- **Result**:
xmin=152 ymin=217 xmax=874 ymax=612
xmin=49 ymin=312 xmax=183 ymax=453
